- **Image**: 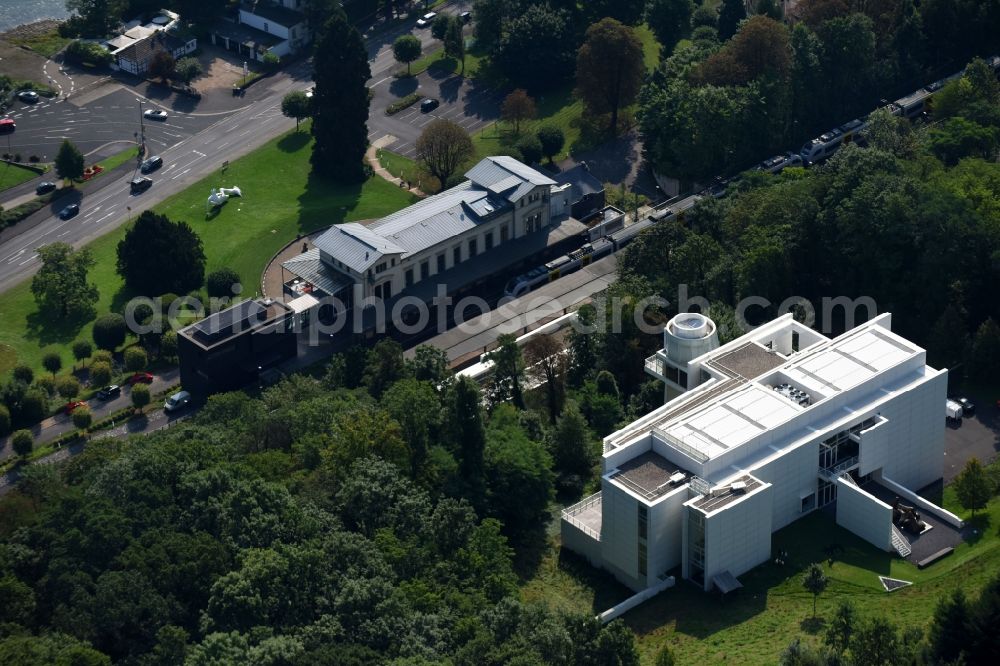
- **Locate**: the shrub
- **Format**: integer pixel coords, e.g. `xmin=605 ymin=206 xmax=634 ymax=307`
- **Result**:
xmin=34 ymin=376 xmax=55 ymax=397
xmin=131 ymin=384 xmax=151 ymax=412
xmin=206 ymin=268 xmax=242 ymax=298
xmin=89 ymin=362 xmax=112 ymax=388
xmin=160 ymin=330 xmax=178 ymax=360
xmin=55 ymin=375 xmax=80 ymax=400
xmin=124 ymin=346 xmax=147 ymax=373
xmin=386 ymin=93 xmax=421 ymax=115
xmin=19 ymin=390 xmax=47 ymax=424
xmin=263 ymin=52 xmax=280 ymax=71
xmin=516 ymin=134 xmax=543 ymax=165
xmin=91 ymin=350 xmax=113 ymax=367
xmin=537 ymin=125 xmax=565 ymax=162
xmin=72 ymin=406 xmax=92 ymax=430
xmin=42 ymin=351 xmax=62 ymax=376
xmin=64 ymin=40 xmax=112 ymax=67
xmin=11 ymin=429 xmax=32 ymax=456
xmin=12 ymin=365 xmax=33 ymax=385
xmin=93 ymin=313 xmax=127 ymax=351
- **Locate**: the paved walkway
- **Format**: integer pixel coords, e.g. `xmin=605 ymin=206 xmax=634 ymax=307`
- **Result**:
xmin=366 ymin=137 xmax=426 ymax=196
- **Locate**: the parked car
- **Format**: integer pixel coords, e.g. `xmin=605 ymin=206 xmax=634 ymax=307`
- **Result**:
xmin=97 ymin=385 xmax=122 ymax=400
xmin=130 ymin=176 xmax=153 ymax=194
xmin=416 ymin=11 xmax=436 ymax=27
xmin=164 ymin=390 xmax=191 ymax=412
xmin=58 ymin=203 xmax=79 ymax=219
xmin=140 ymin=155 xmax=163 ymax=174
xmin=955 ymin=397 xmax=975 ymax=416
xmin=460 ymin=10 xmax=472 ymax=22
xmin=127 ymin=371 xmax=154 ymax=385
xmin=420 ymin=98 xmax=439 ymax=113
xmin=36 ymin=181 xmax=56 ymax=195
xmin=62 ymin=400 xmax=87 ymax=414
xmin=143 ymin=109 xmax=168 ymax=120
xmin=18 ymin=90 xmax=39 ymax=103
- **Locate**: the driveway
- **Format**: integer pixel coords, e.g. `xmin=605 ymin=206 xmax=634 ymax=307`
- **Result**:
xmin=943 ymin=390 xmax=1000 ymax=482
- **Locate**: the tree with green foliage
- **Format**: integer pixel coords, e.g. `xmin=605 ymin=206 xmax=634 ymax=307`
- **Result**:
xmin=55 ymin=139 xmax=85 ymax=181
xmin=585 ymin=0 xmax=645 ymax=26
xmin=31 ymin=243 xmax=99 ymax=320
xmin=19 ymin=389 xmax=48 ymax=424
xmin=551 ymin=402 xmax=591 ymax=475
xmin=411 ymin=344 xmax=450 ymax=385
xmin=954 ymin=458 xmax=994 ymax=517
xmin=206 ymin=267 xmax=242 ymax=299
xmin=485 ymin=333 xmax=525 ymax=409
xmin=89 ymin=361 xmax=113 ymax=387
xmin=124 ymin=346 xmax=147 ymax=372
xmin=171 ymin=0 xmax=226 ymax=34
xmin=927 ymin=117 xmax=999 ymax=165
xmin=160 ymin=330 xmax=178 ymax=360
xmin=174 ymin=57 xmax=202 ymax=84
xmin=131 ymin=383 xmax=150 ymax=413
xmin=576 ymin=18 xmax=645 ymax=134
xmin=524 ymin=333 xmax=566 ymax=423
xmin=718 ymin=0 xmax=747 ymax=40
xmin=0 ymin=404 xmax=10 ymax=437
xmin=929 ymin=589 xmax=971 ymax=664
xmin=12 ymin=365 xmax=33 ymax=385
xmin=516 ymin=134 xmax=543 ymax=165
xmin=381 ymin=378 xmax=441 ymax=475
xmin=754 ymin=0 xmax=782 ymax=20
xmin=824 ymin=600 xmax=857 ymax=653
xmin=692 ymin=5 xmax=718 ymax=29
xmin=11 ymin=429 xmax=33 ymax=456
xmin=645 ymin=0 xmax=694 ymax=54
xmin=802 ymin=563 xmax=828 ymax=618
xmin=568 ymin=303 xmax=599 ymax=386
xmin=537 ymin=125 xmax=565 ymax=162
xmin=56 ymin=375 xmax=80 ymax=400
xmin=971 ymin=318 xmax=1000 ymax=382
xmin=848 ymin=616 xmax=901 ymax=666
xmin=117 ymin=211 xmax=206 ymax=296
xmin=42 ymin=351 xmax=62 ymax=377
xmin=392 ymin=34 xmax=421 ymax=75
xmin=415 ymin=119 xmax=474 ymax=192
xmin=501 ymin=88 xmax=536 ymax=135
xmin=495 ymin=4 xmax=575 ymax=91
xmin=72 ymin=340 xmax=93 ymax=368
xmin=311 ymin=8 xmax=371 ymax=182
xmin=447 ymin=376 xmax=487 ymax=498
xmin=66 ymin=0 xmax=126 ymax=37
xmin=72 ymin=405 xmax=93 ymax=430
xmin=444 ymin=16 xmax=465 ymax=72
xmin=281 ymin=90 xmax=312 ymax=131
xmin=92 ymin=313 xmax=127 ymax=351
xmin=431 ymin=13 xmax=451 ymax=40
xmin=484 ymin=405 xmax=554 ymax=538
xmin=363 ymin=338 xmax=408 ymax=399
xmin=148 ymin=50 xmax=175 ymax=83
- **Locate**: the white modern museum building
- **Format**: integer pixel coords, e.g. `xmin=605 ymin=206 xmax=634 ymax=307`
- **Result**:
xmin=562 ymin=312 xmax=954 ymax=593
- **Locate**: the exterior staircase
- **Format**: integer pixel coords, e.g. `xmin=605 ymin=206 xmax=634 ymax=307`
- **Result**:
xmin=890 ymin=524 xmax=912 ymax=558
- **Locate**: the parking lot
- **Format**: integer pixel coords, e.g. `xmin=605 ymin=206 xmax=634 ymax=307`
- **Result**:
xmin=367 ymin=67 xmax=505 ymax=158
xmin=943 ymin=392 xmax=999 ymax=482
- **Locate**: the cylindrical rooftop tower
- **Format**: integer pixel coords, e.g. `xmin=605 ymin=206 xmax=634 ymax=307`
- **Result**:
xmin=665 ymin=312 xmax=719 ymax=365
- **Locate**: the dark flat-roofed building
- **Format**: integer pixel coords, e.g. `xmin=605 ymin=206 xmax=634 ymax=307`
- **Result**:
xmin=177 ymin=298 xmax=296 ymax=399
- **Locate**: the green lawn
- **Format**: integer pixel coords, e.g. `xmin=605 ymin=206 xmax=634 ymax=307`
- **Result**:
xmin=5 ymin=29 xmax=71 ymax=58
xmin=523 ymin=493 xmax=1000 ymax=665
xmin=400 ymin=42 xmax=487 ymax=80
xmin=0 ymin=122 xmax=417 ymax=375
xmin=0 ymin=162 xmax=41 ymax=191
xmin=95 ymin=145 xmax=141 ymax=173
xmin=376 ymin=148 xmax=421 ymax=183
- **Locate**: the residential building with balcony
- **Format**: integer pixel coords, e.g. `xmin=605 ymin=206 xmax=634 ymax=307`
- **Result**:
xmin=563 ymin=312 xmax=954 ymax=593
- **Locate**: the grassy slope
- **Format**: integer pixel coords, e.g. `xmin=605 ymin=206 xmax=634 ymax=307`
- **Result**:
xmin=5 ymin=29 xmax=70 ymax=59
xmin=0 ymin=123 xmax=416 ymax=374
xmin=522 ymin=494 xmax=1000 ymax=665
xmin=0 ymin=162 xmax=40 ymax=191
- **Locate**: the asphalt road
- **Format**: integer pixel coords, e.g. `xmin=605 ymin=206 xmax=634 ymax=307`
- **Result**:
xmin=0 ymin=0 xmax=474 ymax=295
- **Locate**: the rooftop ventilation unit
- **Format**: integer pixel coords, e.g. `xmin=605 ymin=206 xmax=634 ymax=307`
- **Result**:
xmin=730 ymin=481 xmax=747 ymax=493
xmin=669 ymin=472 xmax=687 ymax=485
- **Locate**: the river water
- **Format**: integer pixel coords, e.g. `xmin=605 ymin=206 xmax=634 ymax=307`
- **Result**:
xmin=0 ymin=0 xmax=70 ymax=35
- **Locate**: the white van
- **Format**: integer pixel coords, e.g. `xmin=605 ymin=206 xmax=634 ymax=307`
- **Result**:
xmin=164 ymin=390 xmax=191 ymax=412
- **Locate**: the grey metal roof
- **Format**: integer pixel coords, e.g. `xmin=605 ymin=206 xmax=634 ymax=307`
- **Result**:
xmin=282 ymin=249 xmax=354 ymax=296
xmin=312 ymin=157 xmax=553 ymax=273
xmin=553 ymin=163 xmax=604 ymax=202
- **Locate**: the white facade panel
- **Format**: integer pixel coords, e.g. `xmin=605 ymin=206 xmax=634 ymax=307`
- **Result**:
xmin=561 ymin=520 xmax=602 ymax=566
xmin=835 ymin=477 xmax=892 ymax=551
xmin=647 ymin=488 xmax=688 ymax=579
xmin=880 ymin=370 xmax=946 ymax=490
xmin=749 ymin=438 xmax=820 ymax=530
xmin=858 ymin=415 xmax=891 ymax=477
xmin=598 ymin=478 xmax=642 ymax=590
xmin=239 ymin=11 xmax=292 ymax=39
xmin=702 ymin=484 xmax=773 ymax=591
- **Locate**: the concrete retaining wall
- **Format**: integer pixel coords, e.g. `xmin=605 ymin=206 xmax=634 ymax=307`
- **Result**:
xmin=879 ymin=473 xmax=965 ymax=529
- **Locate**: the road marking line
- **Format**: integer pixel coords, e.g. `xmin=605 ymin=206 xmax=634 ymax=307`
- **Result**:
xmin=371 ymin=76 xmax=391 ymax=87
xmin=19 ymin=254 xmax=37 ymax=266
xmin=171 ymin=168 xmax=191 ymax=180
xmin=192 ymin=150 xmax=206 ymax=157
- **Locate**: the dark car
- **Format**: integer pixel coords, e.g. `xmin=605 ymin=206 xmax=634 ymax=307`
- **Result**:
xmin=460 ymin=11 xmax=472 ymax=22
xmin=97 ymin=385 xmax=121 ymax=400
xmin=18 ymin=90 xmax=39 ymax=103
xmin=36 ymin=181 xmax=56 ymax=195
xmin=956 ymin=397 xmax=976 ymax=416
xmin=140 ymin=155 xmax=163 ymax=174
xmin=130 ymin=176 xmax=153 ymax=194
xmin=420 ymin=98 xmax=439 ymax=113
xmin=58 ymin=203 xmax=79 ymax=219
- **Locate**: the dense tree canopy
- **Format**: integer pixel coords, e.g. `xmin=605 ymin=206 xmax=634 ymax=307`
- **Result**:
xmin=575 ymin=18 xmax=646 ymax=134
xmin=116 ymin=211 xmax=206 ymax=296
